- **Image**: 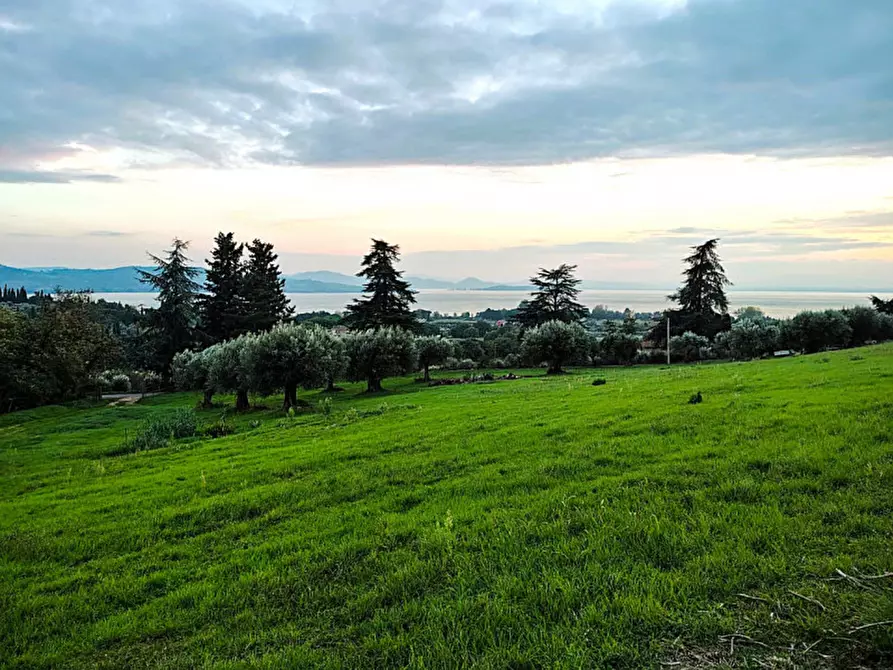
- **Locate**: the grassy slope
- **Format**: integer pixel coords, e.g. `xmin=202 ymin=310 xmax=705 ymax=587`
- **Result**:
xmin=1 ymin=347 xmax=892 ymax=669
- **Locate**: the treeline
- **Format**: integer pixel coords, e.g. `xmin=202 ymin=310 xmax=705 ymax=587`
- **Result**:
xmin=3 ymin=233 xmax=893 ymax=414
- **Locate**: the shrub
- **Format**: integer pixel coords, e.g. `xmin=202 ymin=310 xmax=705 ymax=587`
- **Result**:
xmin=442 ymin=357 xmax=460 ymax=370
xmin=110 ymin=374 xmax=132 ymax=393
xmin=521 ymin=321 xmax=588 ymax=374
xmin=490 ymin=358 xmax=507 ymax=369
xmin=129 ymin=409 xmax=197 ymax=452
xmin=635 ymin=349 xmax=668 ymax=365
xmin=878 ymin=314 xmax=893 ymax=341
xmin=670 ymin=332 xmax=710 ymax=363
xmin=456 ymin=358 xmax=477 ymax=370
xmin=503 ymin=353 xmax=520 ymax=368
xmin=345 ymin=328 xmax=417 ymax=392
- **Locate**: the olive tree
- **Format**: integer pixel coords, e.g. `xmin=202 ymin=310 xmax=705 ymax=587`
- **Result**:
xmin=781 ymin=310 xmax=852 ymax=354
xmin=725 ymin=317 xmax=779 ymax=360
xmin=669 ymin=331 xmax=710 ymax=363
xmin=521 ymin=320 xmax=588 ymax=374
xmin=416 ymin=336 xmax=455 ymax=381
xmin=241 ymin=324 xmax=331 ymax=410
xmin=172 ymin=348 xmax=215 ymax=407
xmin=318 ymin=329 xmax=349 ymax=392
xmin=208 ymin=336 xmax=252 ymax=411
xmin=345 ymin=328 xmax=417 ymax=392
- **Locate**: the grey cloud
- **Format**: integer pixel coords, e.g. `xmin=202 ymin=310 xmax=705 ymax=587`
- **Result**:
xmin=1 ymin=0 xmax=892 ymax=172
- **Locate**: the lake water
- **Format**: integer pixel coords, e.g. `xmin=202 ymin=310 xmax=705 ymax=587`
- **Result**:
xmin=93 ymin=289 xmax=878 ymax=319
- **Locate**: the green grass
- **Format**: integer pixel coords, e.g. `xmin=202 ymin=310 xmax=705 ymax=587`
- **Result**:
xmin=2 ymin=347 xmax=893 ymax=668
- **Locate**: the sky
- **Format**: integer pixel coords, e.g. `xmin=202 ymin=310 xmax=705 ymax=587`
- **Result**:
xmin=1 ymin=0 xmax=892 ymax=288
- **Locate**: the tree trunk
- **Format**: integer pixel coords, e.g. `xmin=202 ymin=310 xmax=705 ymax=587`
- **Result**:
xmin=236 ymin=389 xmax=250 ymax=411
xmin=367 ymin=377 xmax=383 ymax=393
xmin=283 ymin=382 xmax=298 ymax=411
xmin=423 ymin=364 xmax=430 ymax=382
xmin=202 ymin=388 xmax=214 ymax=408
xmin=547 ymin=360 xmax=564 ymax=375
xmin=326 ymin=377 xmax=336 ymax=392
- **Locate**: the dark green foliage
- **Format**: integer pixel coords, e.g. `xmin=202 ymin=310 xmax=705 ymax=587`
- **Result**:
xmin=207 ymin=338 xmax=252 ymax=411
xmin=138 ymin=239 xmax=201 ymax=379
xmin=521 ymin=320 xmax=588 ymax=374
xmin=1 ymin=285 xmax=29 ymax=304
xmin=0 ymin=294 xmax=118 ymax=412
xmin=670 ymin=239 xmax=732 ymax=315
xmin=844 ymin=306 xmax=884 ymax=344
xmin=242 ymin=239 xmax=293 ymax=333
xmin=720 ymin=315 xmax=780 ymax=360
xmin=597 ymin=329 xmax=640 ymax=365
xmin=781 ymin=310 xmax=853 ymax=354
xmin=199 ymin=232 xmax=247 ymax=343
xmin=345 ymin=239 xmax=418 ymax=331
xmin=514 ymin=264 xmax=588 ymax=328
xmin=870 ymin=295 xmax=893 ymax=314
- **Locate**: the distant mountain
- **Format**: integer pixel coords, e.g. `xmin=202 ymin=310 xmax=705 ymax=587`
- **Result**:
xmin=287 ymin=270 xmax=363 ymax=286
xmin=284 ymin=278 xmax=359 ymax=293
xmin=0 ymin=265 xmax=151 ymax=293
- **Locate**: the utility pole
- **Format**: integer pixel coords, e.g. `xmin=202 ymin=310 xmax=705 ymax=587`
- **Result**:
xmin=666 ymin=315 xmax=671 ymax=365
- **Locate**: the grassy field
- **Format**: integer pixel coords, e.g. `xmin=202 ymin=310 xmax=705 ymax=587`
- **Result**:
xmin=2 ymin=346 xmax=892 ymax=669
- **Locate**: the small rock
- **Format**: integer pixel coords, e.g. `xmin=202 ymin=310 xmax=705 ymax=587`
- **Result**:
xmin=592 ymin=379 xmax=607 ymax=387
xmin=688 ymin=391 xmax=703 ymax=404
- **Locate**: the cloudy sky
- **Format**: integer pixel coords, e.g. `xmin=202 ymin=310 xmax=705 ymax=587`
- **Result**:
xmin=1 ymin=0 xmax=892 ymax=288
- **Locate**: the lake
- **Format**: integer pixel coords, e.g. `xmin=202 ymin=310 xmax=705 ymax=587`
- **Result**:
xmin=93 ymin=289 xmax=878 ymax=319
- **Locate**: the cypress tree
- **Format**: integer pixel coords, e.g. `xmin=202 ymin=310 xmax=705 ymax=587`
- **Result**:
xmin=199 ymin=232 xmax=247 ymax=343
xmin=243 ymin=239 xmax=293 ymax=333
xmin=345 ymin=239 xmax=418 ymax=331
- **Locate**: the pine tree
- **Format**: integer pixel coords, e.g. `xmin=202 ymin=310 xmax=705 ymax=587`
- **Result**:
xmin=243 ymin=239 xmax=293 ymax=333
xmin=670 ymin=239 xmax=731 ymax=315
xmin=199 ymin=232 xmax=247 ymax=343
xmin=138 ymin=238 xmax=201 ymax=379
xmin=17 ymin=287 xmax=27 ymax=303
xmin=344 ymin=239 xmax=418 ymax=331
xmin=513 ymin=264 xmax=588 ymax=328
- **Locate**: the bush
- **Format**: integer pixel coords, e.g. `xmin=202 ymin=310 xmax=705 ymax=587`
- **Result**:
xmin=490 ymin=358 xmax=507 ymax=369
xmin=521 ymin=321 xmax=588 ymax=374
xmin=635 ymin=349 xmax=667 ymax=365
xmin=781 ymin=310 xmax=852 ymax=354
xmin=442 ymin=357 xmax=460 ymax=370
xmin=503 ymin=353 xmax=521 ymax=368
xmin=670 ymin=332 xmax=710 ymax=363
xmin=878 ymin=314 xmax=893 ymax=341
xmin=129 ymin=409 xmax=197 ymax=452
xmin=456 ymin=358 xmax=477 ymax=370
xmin=110 ymin=374 xmax=132 ymax=393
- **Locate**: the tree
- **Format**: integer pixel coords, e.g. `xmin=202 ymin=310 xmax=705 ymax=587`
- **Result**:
xmin=241 ymin=324 xmax=334 ymax=411
xmin=208 ymin=336 xmax=251 ymax=411
xmin=657 ymin=239 xmax=733 ymax=342
xmin=870 ymin=295 xmax=893 ymax=315
xmin=843 ymin=306 xmax=882 ymax=345
xmin=243 ymin=239 xmax=293 ymax=333
xmin=598 ymin=329 xmax=640 ymax=365
xmin=318 ymin=328 xmax=349 ymax=392
xmin=416 ymin=336 xmax=455 ymax=382
xmin=521 ymin=320 xmax=588 ymax=374
xmin=514 ymin=264 xmax=588 ymax=328
xmin=724 ymin=318 xmax=779 ymax=360
xmin=200 ymin=232 xmax=247 ymax=343
xmin=780 ymin=310 xmax=852 ymax=354
xmin=138 ymin=239 xmax=201 ymax=379
xmin=172 ymin=349 xmax=215 ymax=407
xmin=670 ymin=332 xmax=710 ymax=363
xmin=345 ymin=239 xmax=418 ymax=331
xmin=345 ymin=328 xmax=417 ymax=392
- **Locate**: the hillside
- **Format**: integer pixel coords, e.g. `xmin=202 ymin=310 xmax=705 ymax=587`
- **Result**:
xmin=1 ymin=348 xmax=892 ymax=668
